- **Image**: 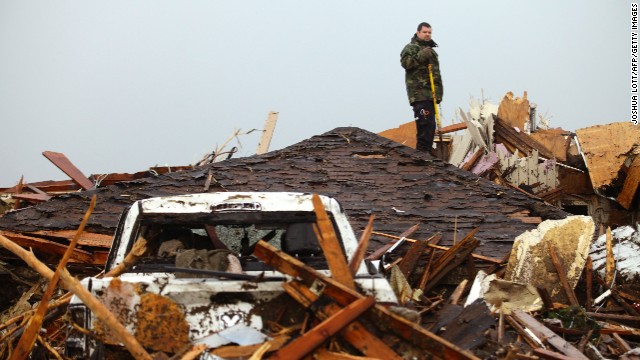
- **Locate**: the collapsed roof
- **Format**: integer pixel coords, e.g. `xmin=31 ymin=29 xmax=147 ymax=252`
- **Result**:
xmin=0 ymin=127 xmax=567 ymax=262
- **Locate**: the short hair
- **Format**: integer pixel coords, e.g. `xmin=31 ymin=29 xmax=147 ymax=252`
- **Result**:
xmin=417 ymin=22 xmax=432 ymax=31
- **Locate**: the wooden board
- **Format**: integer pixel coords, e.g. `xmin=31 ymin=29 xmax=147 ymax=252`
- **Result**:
xmin=42 ymin=151 xmax=94 ymax=190
xmin=617 ymin=154 xmax=640 ymax=209
xmin=497 ymin=91 xmax=530 ymax=132
xmin=378 ymin=121 xmax=417 ymax=148
xmin=575 ymin=122 xmax=640 ymax=190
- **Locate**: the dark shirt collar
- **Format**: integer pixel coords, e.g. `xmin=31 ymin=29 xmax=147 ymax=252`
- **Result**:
xmin=411 ymin=34 xmax=438 ymax=47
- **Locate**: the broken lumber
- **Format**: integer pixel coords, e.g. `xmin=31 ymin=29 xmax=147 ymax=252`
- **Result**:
xmin=511 ymin=309 xmax=588 ymax=360
xmin=12 ymin=176 xmax=24 ymax=210
xmin=208 ymin=335 xmax=290 ymax=358
xmin=585 ymin=312 xmax=640 ymax=323
xmin=496 ymin=91 xmax=530 ymax=132
xmin=312 ymin=194 xmax=355 ymax=290
xmin=0 ymin=232 xmax=103 ymax=264
xmin=585 ymin=256 xmax=593 ymax=311
xmin=11 ymin=193 xmax=51 ymax=203
xmin=422 ymin=228 xmax=479 ymax=293
xmin=283 ymin=280 xmax=402 ymax=360
xmin=617 ymin=154 xmax=640 ymax=209
xmin=437 ymin=122 xmax=467 ymax=135
xmin=547 ymin=242 xmax=579 ymax=307
xmin=533 ymin=348 xmax=575 ymax=360
xmin=256 ymin=111 xmax=278 ymax=155
xmin=12 ymin=195 xmax=96 ymax=360
xmin=494 ymin=117 xmax=555 ymax=159
xmin=349 ymin=214 xmax=374 ymax=275
xmin=605 ymin=226 xmax=614 ymax=287
xmin=365 ymin=224 xmax=419 ymax=261
xmin=460 ymin=148 xmax=484 ymax=172
xmin=42 ymin=151 xmax=94 ymax=190
xmin=253 ymin=241 xmax=478 ymax=360
xmin=0 ymin=234 xmax=152 ymax=360
xmin=370 ymin=231 xmax=500 ymax=264
xmin=398 ymin=237 xmax=431 ymax=278
xmin=270 ymin=296 xmax=375 ymax=360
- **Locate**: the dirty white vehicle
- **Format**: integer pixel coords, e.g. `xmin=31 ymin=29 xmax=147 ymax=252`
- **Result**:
xmin=66 ymin=192 xmax=397 ymax=359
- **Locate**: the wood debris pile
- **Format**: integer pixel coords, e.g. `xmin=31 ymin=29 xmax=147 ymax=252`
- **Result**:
xmin=379 ymin=91 xmax=640 ymax=228
xmin=0 ymin=198 xmax=639 ymax=359
xmin=0 ymin=105 xmax=637 ymax=358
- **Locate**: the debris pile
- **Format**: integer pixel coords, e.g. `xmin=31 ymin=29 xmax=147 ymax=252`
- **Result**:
xmin=1 ymin=202 xmax=640 ymax=358
xmin=0 ymin=96 xmax=638 ymax=358
xmin=379 ymin=91 xmax=640 ymax=228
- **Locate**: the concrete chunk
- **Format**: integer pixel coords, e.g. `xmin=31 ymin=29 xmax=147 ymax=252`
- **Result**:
xmin=505 ymin=215 xmax=595 ymax=303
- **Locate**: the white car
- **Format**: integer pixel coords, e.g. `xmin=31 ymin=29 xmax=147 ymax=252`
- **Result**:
xmin=66 ymin=192 xmax=397 ymax=359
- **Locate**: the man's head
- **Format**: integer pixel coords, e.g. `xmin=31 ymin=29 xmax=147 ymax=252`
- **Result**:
xmin=416 ymin=22 xmax=432 ymax=41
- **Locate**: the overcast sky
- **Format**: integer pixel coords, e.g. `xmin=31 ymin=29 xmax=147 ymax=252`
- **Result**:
xmin=0 ymin=1 xmax=630 ymax=187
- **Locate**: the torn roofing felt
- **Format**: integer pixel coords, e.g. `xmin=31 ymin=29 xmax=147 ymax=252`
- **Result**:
xmin=0 ymin=127 xmax=568 ymax=260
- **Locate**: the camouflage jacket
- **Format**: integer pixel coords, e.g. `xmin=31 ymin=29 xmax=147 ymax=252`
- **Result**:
xmin=400 ymin=35 xmax=443 ymax=105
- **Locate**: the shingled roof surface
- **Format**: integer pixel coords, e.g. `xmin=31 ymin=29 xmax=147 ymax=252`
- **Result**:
xmin=0 ymin=127 xmax=567 ymax=259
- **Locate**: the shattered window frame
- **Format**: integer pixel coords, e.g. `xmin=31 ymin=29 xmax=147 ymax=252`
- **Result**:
xmin=115 ymin=210 xmax=345 ymax=275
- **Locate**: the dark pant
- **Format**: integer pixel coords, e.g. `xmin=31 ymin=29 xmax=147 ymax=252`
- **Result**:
xmin=412 ymin=100 xmax=436 ymax=152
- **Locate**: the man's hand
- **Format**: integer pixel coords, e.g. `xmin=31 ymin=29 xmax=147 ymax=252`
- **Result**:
xmin=417 ymin=47 xmax=433 ymax=62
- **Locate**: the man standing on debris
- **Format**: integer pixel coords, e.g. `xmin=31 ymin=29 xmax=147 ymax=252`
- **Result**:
xmin=401 ymin=22 xmax=443 ymax=153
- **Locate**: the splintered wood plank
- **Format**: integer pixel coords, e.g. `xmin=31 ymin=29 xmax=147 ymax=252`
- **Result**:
xmin=398 ymin=238 xmax=430 ymax=278
xmin=440 ymin=300 xmax=495 ymax=350
xmin=529 ymin=128 xmax=570 ymax=162
xmin=378 ymin=121 xmax=417 ymax=148
xmin=585 ymin=256 xmax=593 ymax=311
xmin=617 ymin=154 xmax=640 ymax=209
xmin=494 ymin=117 xmax=555 ymax=159
xmin=42 ymin=151 xmax=94 ymax=190
xmin=533 ymin=348 xmax=576 ymax=360
xmin=13 ymin=176 xmax=24 ymax=210
xmin=437 ymin=122 xmax=467 ymax=135
xmin=606 ymin=226 xmax=615 ymax=287
xmin=1 ymin=179 xmax=80 ymax=194
xmin=0 ymin=234 xmax=152 ymax=360
xmin=460 ymin=148 xmax=483 ymax=171
xmin=12 ymin=193 xmax=51 ymax=202
xmin=423 ymin=229 xmax=479 ymax=293
xmin=270 ymin=296 xmax=375 ymax=360
xmin=311 ymin=194 xmax=355 ymax=289
xmin=208 ymin=335 xmax=290 ymax=358
xmin=312 ymin=348 xmax=381 ymax=359
xmin=365 ymin=224 xmax=419 ymax=261
xmin=497 ymin=91 xmax=530 ymax=132
xmin=12 ymin=195 xmax=96 ymax=360
xmin=27 ymin=230 xmax=113 ymax=248
xmin=256 ymin=111 xmax=278 ymax=154
xmin=254 ymin=241 xmax=479 ymax=360
xmin=370 ymin=231 xmax=500 ymax=264
xmin=283 ymin=280 xmax=402 ymax=360
xmin=512 ymin=309 xmax=588 ymax=360
xmin=349 ymin=214 xmax=374 ymax=275
xmin=547 ymin=242 xmax=579 ymax=307
xmin=25 ymin=185 xmax=48 ymax=195
xmin=0 ymin=231 xmax=102 ymax=264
